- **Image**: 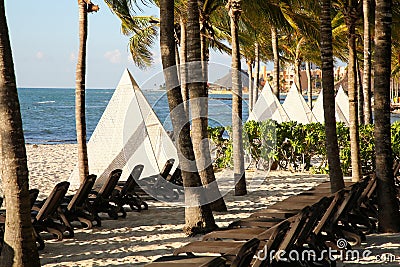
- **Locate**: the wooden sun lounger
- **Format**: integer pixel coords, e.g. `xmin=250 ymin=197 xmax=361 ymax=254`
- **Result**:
xmin=147 ymin=238 xmax=260 ymax=267
xmin=32 ymin=181 xmax=74 ymax=246
xmin=173 ymin=206 xmax=314 ymax=267
xmin=145 ymin=256 xmax=226 ymax=267
xmin=110 ymin=164 xmax=148 ymax=212
xmin=134 ymin=159 xmax=181 ymax=201
xmin=88 ymin=169 xmax=125 ymax=219
xmin=58 ymin=174 xmax=101 ymax=229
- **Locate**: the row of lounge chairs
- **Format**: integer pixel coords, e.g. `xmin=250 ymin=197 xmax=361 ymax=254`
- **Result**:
xmin=0 ymin=164 xmax=149 ymax=251
xmin=146 ymin=174 xmax=382 ymax=266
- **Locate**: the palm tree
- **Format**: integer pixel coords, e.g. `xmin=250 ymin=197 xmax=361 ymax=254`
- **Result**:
xmin=320 ymin=0 xmax=345 ymax=193
xmin=0 ymin=1 xmax=40 ymax=265
xmin=306 ymin=61 xmax=312 ymax=108
xmin=374 ymin=0 xmax=400 ymax=232
xmin=271 ymin=25 xmax=280 ymax=98
xmin=362 ymin=0 xmax=373 ymax=124
xmin=186 ymin=0 xmax=227 ymax=211
xmin=334 ymin=0 xmax=362 ymax=181
xmin=76 ymin=0 xmax=99 ymax=183
xmin=159 ymin=0 xmax=217 ymax=235
xmin=253 ymin=40 xmax=260 ymax=104
xmin=227 ymin=0 xmax=247 ymax=196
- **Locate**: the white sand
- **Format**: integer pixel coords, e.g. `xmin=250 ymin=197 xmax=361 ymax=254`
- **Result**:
xmin=22 ymin=144 xmax=400 ymax=266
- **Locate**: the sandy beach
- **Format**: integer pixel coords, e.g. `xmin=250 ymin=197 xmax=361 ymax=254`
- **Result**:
xmin=20 ymin=144 xmax=400 ymax=266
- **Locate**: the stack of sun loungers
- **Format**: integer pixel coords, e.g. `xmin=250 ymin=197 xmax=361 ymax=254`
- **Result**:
xmin=146 ymin=174 xmax=382 ymax=267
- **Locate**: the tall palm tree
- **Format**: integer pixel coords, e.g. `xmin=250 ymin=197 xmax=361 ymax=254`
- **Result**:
xmin=374 ymin=0 xmax=400 ymax=232
xmin=227 ymin=0 xmax=247 ymax=196
xmin=320 ymin=0 xmax=345 ymax=193
xmin=271 ymin=25 xmax=280 ymax=98
xmin=0 ymin=1 xmax=40 ymax=265
xmin=76 ymin=0 xmax=99 ymax=183
xmin=306 ymin=61 xmax=312 ymax=108
xmin=363 ymin=0 xmax=373 ymax=124
xmin=159 ymin=0 xmax=217 ymax=235
xmin=253 ymin=40 xmax=260 ymax=104
xmin=186 ymin=0 xmax=227 ymax=212
xmin=335 ymin=0 xmax=362 ymax=181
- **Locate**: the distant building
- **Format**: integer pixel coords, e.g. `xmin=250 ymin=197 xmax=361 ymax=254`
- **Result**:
xmin=251 ymin=65 xmax=347 ymax=93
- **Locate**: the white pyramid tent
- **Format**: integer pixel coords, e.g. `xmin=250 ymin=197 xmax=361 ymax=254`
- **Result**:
xmin=282 ymin=83 xmax=317 ymax=124
xmin=335 ymin=85 xmax=350 ymax=124
xmin=311 ymin=89 xmax=349 ymax=126
xmin=248 ymin=82 xmax=289 ymax=123
xmin=69 ymin=69 xmax=179 ymax=186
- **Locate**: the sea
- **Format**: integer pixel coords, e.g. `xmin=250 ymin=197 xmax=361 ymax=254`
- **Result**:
xmin=18 ymin=88 xmax=400 ymax=144
xmin=18 ymin=88 xmax=250 ymax=144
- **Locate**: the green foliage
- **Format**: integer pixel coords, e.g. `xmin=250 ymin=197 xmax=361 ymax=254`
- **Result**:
xmin=208 ymin=121 xmax=400 ymax=175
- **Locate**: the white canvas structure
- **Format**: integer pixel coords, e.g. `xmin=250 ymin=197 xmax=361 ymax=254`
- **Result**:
xmin=335 ymin=85 xmax=350 ymax=124
xmin=311 ymin=89 xmax=349 ymax=125
xmin=282 ymin=83 xmax=317 ymax=124
xmin=69 ymin=69 xmax=179 ymax=186
xmin=248 ymin=82 xmax=289 ymax=123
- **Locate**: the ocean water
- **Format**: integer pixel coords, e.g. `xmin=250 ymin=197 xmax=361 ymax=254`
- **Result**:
xmin=17 ymin=88 xmax=400 ymax=144
xmin=18 ymin=88 xmax=249 ymax=144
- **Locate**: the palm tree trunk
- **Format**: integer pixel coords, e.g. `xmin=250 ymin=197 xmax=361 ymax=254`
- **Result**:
xmin=253 ymin=41 xmax=259 ymax=105
xmin=374 ymin=0 xmax=400 ymax=232
xmin=320 ymin=0 xmax=345 ymax=193
xmin=228 ymin=0 xmax=247 ymax=196
xmin=346 ymin=15 xmax=362 ymax=182
xmin=179 ymin=18 xmax=189 ymax=116
xmin=0 ymin=1 xmax=40 ymax=265
xmin=76 ymin=0 xmax=89 ymax=183
xmin=199 ymin=2 xmax=209 ymax=85
xmin=271 ymin=25 xmax=280 ymax=99
xmin=175 ymin=43 xmax=181 ymax=82
xmin=363 ymin=0 xmax=373 ymax=124
xmin=357 ymin=60 xmax=365 ymax=124
xmin=306 ymin=61 xmax=312 ymax=108
xmin=294 ymin=59 xmax=302 ymax=93
xmin=247 ymin=60 xmax=254 ymax=112
xmin=187 ymin=0 xmax=227 ymax=212
xmin=159 ymin=0 xmax=217 ymax=235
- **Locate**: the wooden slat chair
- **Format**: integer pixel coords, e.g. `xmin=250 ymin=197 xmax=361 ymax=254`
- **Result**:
xmin=32 ymin=181 xmax=73 ymax=244
xmin=110 ymin=164 xmax=147 ymax=212
xmin=172 ymin=207 xmax=313 ymax=267
xmin=309 ymin=179 xmax=372 ymax=248
xmin=88 ymin=169 xmax=125 ymax=219
xmin=57 ymin=174 xmax=101 ymax=229
xmin=341 ymin=176 xmax=378 ymax=235
xmin=228 ymin=195 xmax=332 ymax=230
xmin=146 ymin=238 xmax=260 ymax=267
xmin=136 ymin=159 xmax=180 ymax=201
xmin=145 ymin=256 xmax=226 ymax=267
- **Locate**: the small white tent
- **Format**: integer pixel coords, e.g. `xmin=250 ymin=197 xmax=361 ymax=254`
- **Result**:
xmin=311 ymin=89 xmax=349 ymax=125
xmin=69 ymin=69 xmax=179 ymax=187
xmin=248 ymin=82 xmax=289 ymax=123
xmin=335 ymin=85 xmax=350 ymax=124
xmin=282 ymin=83 xmax=317 ymax=124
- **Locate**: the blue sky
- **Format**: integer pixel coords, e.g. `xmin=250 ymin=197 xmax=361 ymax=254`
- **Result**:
xmin=5 ymin=1 xmax=237 ymax=89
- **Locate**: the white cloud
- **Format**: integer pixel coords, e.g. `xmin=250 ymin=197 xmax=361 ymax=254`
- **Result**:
xmin=35 ymin=51 xmax=44 ymax=60
xmin=104 ymin=49 xmax=122 ymax=64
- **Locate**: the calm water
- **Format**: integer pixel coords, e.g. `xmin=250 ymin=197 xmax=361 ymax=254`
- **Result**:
xmin=18 ymin=88 xmax=249 ymax=144
xmin=17 ymin=88 xmax=400 ymax=144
